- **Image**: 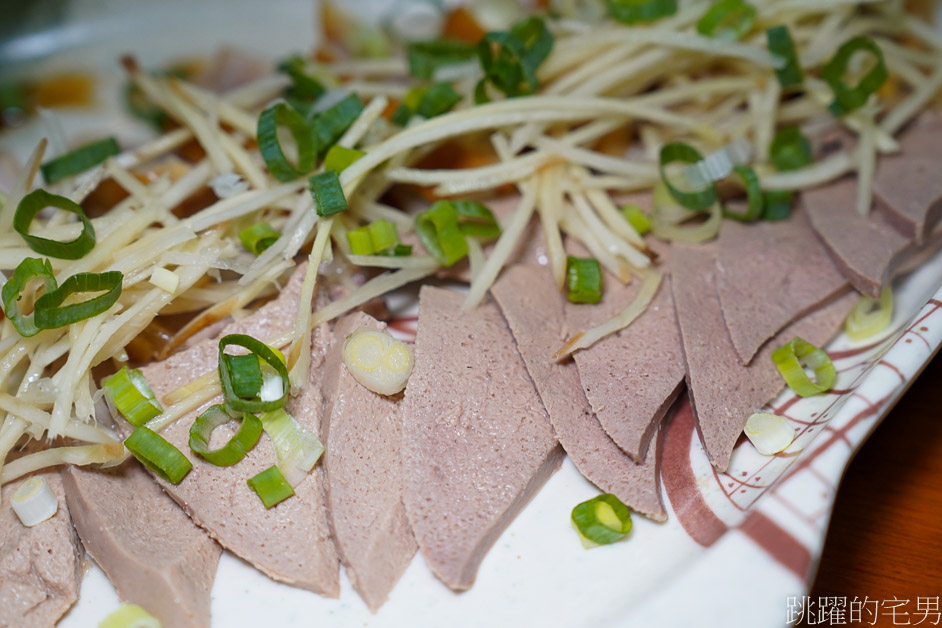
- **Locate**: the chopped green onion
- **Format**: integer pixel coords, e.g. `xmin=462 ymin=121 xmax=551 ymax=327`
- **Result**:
xmin=15 ymin=189 xmax=96 ymax=259
xmin=222 ymin=353 xmax=263 ymax=400
xmin=257 ymin=408 xmax=324 ymax=486
xmin=247 ymin=465 xmax=295 ymax=509
xmin=99 ymin=603 xmax=162 ymax=628
xmin=566 ymin=256 xmax=603 ymax=304
xmin=347 ymin=226 xmax=373 ymax=255
xmin=770 ymin=126 xmax=812 ymax=172
xmin=40 ymin=137 xmax=120 ymax=185
xmin=125 ymin=426 xmax=192 ymax=485
xmin=659 ymin=142 xmax=717 ymax=211
xmin=256 ymin=102 xmax=316 ymax=182
xmin=476 ymin=17 xmax=553 ymax=100
xmin=621 ymin=204 xmax=652 ymax=235
xmin=102 ymin=366 xmax=163 ymax=427
xmin=406 ymin=38 xmax=477 ymax=80
xmin=651 ymin=180 xmax=723 ymax=243
xmin=845 ymin=286 xmax=893 ymax=341
xmin=188 ymin=404 xmax=263 ymax=467
xmin=453 ymin=200 xmax=501 ymax=239
xmin=218 ymin=334 xmax=289 ymax=413
xmin=771 ymin=336 xmax=836 ymax=397
xmin=390 ymin=103 xmax=415 ymax=127
xmin=11 ymin=476 xmax=59 ymax=527
xmin=1 ymin=257 xmax=57 ymax=337
xmin=239 ymin=223 xmax=280 ymax=256
xmin=606 ymin=0 xmax=677 ymax=24
xmin=697 ymin=0 xmax=756 ymax=41
xmin=820 ymin=36 xmax=888 ymax=117
xmin=367 ymin=219 xmax=398 ymax=252
xmin=278 ymin=55 xmax=325 ymax=118
xmin=323 ymin=145 xmax=365 ymax=173
xmin=310 ymin=170 xmax=348 ymax=217
xmin=766 ymin=25 xmax=803 ymax=88
xmin=762 ymin=190 xmax=793 ymax=221
xmin=33 ymin=271 xmax=123 ymax=330
xmin=722 ymin=165 xmax=763 ymax=222
xmin=571 ymin=493 xmax=633 ymax=547
xmin=311 ymin=93 xmax=364 ymax=156
xmin=415 ymin=201 xmax=469 ymax=267
xmin=416 ymin=82 xmax=462 ymax=119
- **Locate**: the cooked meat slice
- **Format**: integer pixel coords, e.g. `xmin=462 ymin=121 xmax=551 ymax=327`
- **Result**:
xmin=402 ymin=286 xmax=563 ymax=591
xmin=62 ymin=460 xmax=220 ymax=628
xmin=716 ymin=210 xmax=849 ymax=364
xmin=672 ymin=244 xmax=857 ymax=472
xmin=895 ymin=109 xmax=942 ymax=160
xmin=491 ymin=264 xmax=667 ymax=521
xmin=0 ymin=473 xmax=82 ymax=628
xmin=873 ymin=156 xmax=942 ymax=244
xmin=320 ymin=313 xmax=416 ymax=611
xmin=138 ymin=266 xmax=340 ymax=595
xmin=802 ymin=178 xmax=912 ymax=298
xmin=564 ymin=240 xmax=684 ymax=462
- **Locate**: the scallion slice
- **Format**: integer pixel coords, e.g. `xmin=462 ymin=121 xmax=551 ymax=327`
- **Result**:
xmin=621 ymin=204 xmax=652 ymax=235
xmin=257 ymin=408 xmax=324 ymax=486
xmin=347 ymin=220 xmax=410 ymax=256
xmin=414 ymin=201 xmax=468 ymax=267
xmin=102 ymin=366 xmax=163 ymax=427
xmin=368 ymin=219 xmax=398 ymax=252
xmin=11 ymin=476 xmax=59 ymax=527
xmin=566 ymin=256 xmax=603 ymax=304
xmin=40 ymin=137 xmax=120 ymax=184
xmin=771 ymin=336 xmax=836 ymax=397
xmin=239 ymin=223 xmax=280 ymax=256
xmin=310 ymin=169 xmax=348 ymax=217
xmin=722 ymin=165 xmax=764 ymax=222
xmin=256 ymin=102 xmax=316 ymax=182
xmin=278 ymin=55 xmax=325 ymax=117
xmin=218 ymin=334 xmax=289 ymax=413
xmin=222 ymin=354 xmax=263 ymax=400
xmin=606 ymin=0 xmax=677 ymax=24
xmin=1 ymin=257 xmax=57 ymax=337
xmin=188 ymin=404 xmax=262 ymax=467
xmin=323 ymin=145 xmax=365 ymax=173
xmin=311 ymin=93 xmax=364 ymax=156
xmin=766 ymin=25 xmax=803 ymax=88
xmin=453 ymin=200 xmax=501 ymax=239
xmin=845 ymin=287 xmax=893 ymax=341
xmin=99 ymin=604 xmax=162 ymax=628
xmin=247 ymin=465 xmax=295 ymax=509
xmin=770 ymin=126 xmax=812 ymax=172
xmin=406 ymin=38 xmax=477 ymax=80
xmin=659 ymin=142 xmax=717 ymax=211
xmin=33 ymin=271 xmax=123 ymax=330
xmin=820 ymin=36 xmax=888 ymax=117
xmin=125 ymin=426 xmax=193 ymax=485
xmin=415 ymin=82 xmax=462 ymax=119
xmin=476 ymin=17 xmax=553 ymax=100
xmin=696 ymin=0 xmax=756 ymax=41
xmin=571 ymin=493 xmax=633 ymax=547
xmin=15 ymin=189 xmax=96 ymax=260
xmin=762 ymin=190 xmax=793 ymax=221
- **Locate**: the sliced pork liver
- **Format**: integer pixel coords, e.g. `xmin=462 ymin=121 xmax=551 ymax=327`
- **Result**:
xmin=0 ymin=473 xmax=82 ymax=628
xmin=672 ymin=244 xmax=857 ymax=472
xmin=491 ymin=264 xmax=666 ymax=520
xmin=320 ymin=312 xmax=416 ymax=611
xmin=402 ymin=286 xmax=562 ymax=590
xmin=564 ymin=239 xmax=684 ymax=462
xmin=802 ymin=178 xmax=912 ymax=298
xmin=138 ymin=266 xmax=340 ymax=595
xmin=873 ymin=156 xmax=942 ymax=244
xmin=716 ymin=210 xmax=849 ymax=364
xmin=62 ymin=460 xmax=220 ymax=627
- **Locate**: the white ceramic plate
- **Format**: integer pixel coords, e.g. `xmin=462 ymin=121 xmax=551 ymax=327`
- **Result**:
xmin=2 ymin=3 xmax=941 ymax=627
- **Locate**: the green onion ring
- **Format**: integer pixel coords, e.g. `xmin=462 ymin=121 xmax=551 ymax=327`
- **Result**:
xmin=310 ymin=169 xmax=348 ymax=217
xmin=239 ymin=223 xmax=281 ymax=256
xmin=770 ymin=126 xmax=812 ymax=172
xmin=323 ymin=145 xmax=365 ymax=173
xmin=102 ymin=366 xmax=163 ymax=427
xmin=696 ymin=0 xmax=756 ymax=41
xmin=658 ymin=142 xmax=717 ymax=211
xmin=311 ymin=94 xmax=364 ymax=157
xmin=222 ymin=353 xmax=263 ymax=400
xmin=845 ymin=287 xmax=893 ymax=341
xmin=722 ymin=165 xmax=764 ymax=222
xmin=771 ymin=336 xmax=836 ymax=397
xmin=571 ymin=493 xmax=633 ymax=546
xmin=218 ymin=334 xmax=290 ymax=413
xmin=453 ymin=200 xmax=501 ymax=239
xmin=415 ymin=82 xmax=462 ymax=119
xmin=247 ymin=465 xmax=295 ymax=509
xmin=188 ymin=404 xmax=263 ymax=467
xmin=621 ymin=204 xmax=652 ymax=235
xmin=14 ymin=189 xmax=97 ymax=260
xmin=125 ymin=426 xmax=193 ymax=485
xmin=651 ymin=180 xmax=722 ymax=243
xmin=762 ymin=190 xmax=793 ymax=221
xmin=406 ymin=38 xmax=477 ymax=80
xmin=766 ymin=25 xmax=803 ymax=88
xmin=566 ymin=256 xmax=603 ymax=304
xmin=256 ymin=102 xmax=316 ymax=182
xmin=1 ymin=257 xmax=57 ymax=337
xmin=40 ymin=137 xmax=120 ymax=184
xmin=606 ymin=0 xmax=677 ymax=24
xmin=415 ymin=201 xmax=469 ymax=267
xmin=33 ymin=271 xmax=123 ymax=330
xmin=820 ymin=36 xmax=888 ymax=117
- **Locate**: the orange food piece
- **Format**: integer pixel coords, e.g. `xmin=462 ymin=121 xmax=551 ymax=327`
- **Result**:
xmin=31 ymin=74 xmax=95 ymax=109
xmin=442 ymin=7 xmax=486 ymax=43
xmin=592 ymin=125 xmax=634 ymax=157
xmin=383 ymin=98 xmax=401 ymax=121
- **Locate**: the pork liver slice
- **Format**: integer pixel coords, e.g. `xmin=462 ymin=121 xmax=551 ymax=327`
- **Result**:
xmin=402 ymin=286 xmax=562 ymax=590
xmin=0 ymin=473 xmax=82 ymax=628
xmin=873 ymin=156 xmax=942 ymax=244
xmin=802 ymin=178 xmax=912 ymax=298
xmin=62 ymin=460 xmax=221 ymax=627
xmin=320 ymin=313 xmax=416 ymax=611
xmin=716 ymin=210 xmax=849 ymax=364
xmin=138 ymin=267 xmax=340 ymax=595
xmin=672 ymin=244 xmax=857 ymax=472
xmin=491 ymin=264 xmax=666 ymax=520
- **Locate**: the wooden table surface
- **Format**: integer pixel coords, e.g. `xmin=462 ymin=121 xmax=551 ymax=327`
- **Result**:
xmin=806 ymin=350 xmax=942 ymax=615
